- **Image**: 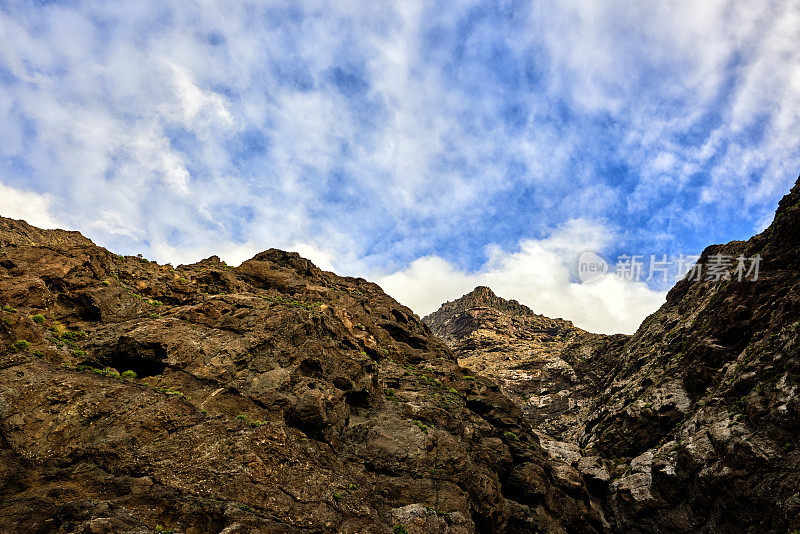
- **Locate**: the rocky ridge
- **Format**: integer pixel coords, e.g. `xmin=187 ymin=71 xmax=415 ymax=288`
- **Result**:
xmin=423 ymin=287 xmax=607 ymax=441
xmin=0 ymin=217 xmax=605 ymax=533
xmin=572 ymin=177 xmax=800 ymax=532
xmin=425 ymin=176 xmax=800 ymax=533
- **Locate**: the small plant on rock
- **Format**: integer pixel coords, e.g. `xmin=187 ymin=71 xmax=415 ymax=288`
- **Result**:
xmin=11 ymin=340 xmax=30 ymax=352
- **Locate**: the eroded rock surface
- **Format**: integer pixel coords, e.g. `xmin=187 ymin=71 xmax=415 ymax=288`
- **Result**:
xmin=426 ymin=177 xmax=800 ymax=533
xmin=0 ymin=218 xmax=602 ymax=533
xmin=573 ymin=177 xmax=800 ymax=532
xmin=423 ymin=287 xmax=610 ymax=442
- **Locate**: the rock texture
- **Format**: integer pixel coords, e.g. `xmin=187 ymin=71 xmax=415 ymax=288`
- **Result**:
xmin=0 ymin=217 xmax=603 ymax=533
xmin=423 ymin=287 xmax=610 ymax=442
xmin=426 ymin=177 xmax=800 ymax=533
xmin=573 ymin=177 xmax=800 ymax=532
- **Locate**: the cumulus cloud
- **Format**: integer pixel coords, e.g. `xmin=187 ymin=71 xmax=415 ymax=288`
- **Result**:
xmin=377 ymin=219 xmax=666 ymax=335
xmin=0 ymin=183 xmax=61 ymax=229
xmin=0 ymin=1 xmax=798 ymax=333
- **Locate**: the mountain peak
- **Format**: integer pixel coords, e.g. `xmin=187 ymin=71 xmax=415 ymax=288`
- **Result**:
xmin=423 ymin=286 xmax=565 ymax=330
xmin=0 ymin=216 xmax=94 ymax=247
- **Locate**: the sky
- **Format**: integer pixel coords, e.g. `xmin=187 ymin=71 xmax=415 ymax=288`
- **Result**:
xmin=1 ymin=1 xmax=799 ymax=334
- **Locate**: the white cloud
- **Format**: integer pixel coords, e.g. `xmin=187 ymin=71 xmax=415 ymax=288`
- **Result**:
xmin=377 ymin=220 xmax=666 ymax=335
xmin=0 ymin=0 xmax=797 ymax=337
xmin=0 ymin=183 xmax=61 ymax=229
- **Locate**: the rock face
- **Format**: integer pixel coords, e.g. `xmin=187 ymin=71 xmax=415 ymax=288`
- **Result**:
xmin=426 ymin=177 xmax=800 ymax=533
xmin=573 ymin=177 xmax=800 ymax=532
xmin=423 ymin=286 xmax=610 ymax=442
xmin=0 ymin=217 xmax=603 ymax=533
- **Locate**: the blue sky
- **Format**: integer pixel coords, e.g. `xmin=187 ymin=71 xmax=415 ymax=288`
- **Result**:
xmin=1 ymin=1 xmax=799 ymax=333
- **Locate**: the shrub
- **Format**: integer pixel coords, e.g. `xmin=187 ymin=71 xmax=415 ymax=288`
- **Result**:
xmin=393 ymin=526 xmax=409 ymax=534
xmin=121 ymin=370 xmax=137 ymax=379
xmin=72 ymin=350 xmax=86 ymax=357
xmin=103 ymin=367 xmax=121 ymax=379
xmin=61 ymin=330 xmax=86 ymax=341
xmin=12 ymin=340 xmax=30 ymax=352
xmin=2 ymin=304 xmax=15 ymax=312
xmin=412 ymin=419 xmax=429 ymax=433
xmin=74 ymin=365 xmax=122 ymax=380
xmin=31 ymin=314 xmax=46 ymax=324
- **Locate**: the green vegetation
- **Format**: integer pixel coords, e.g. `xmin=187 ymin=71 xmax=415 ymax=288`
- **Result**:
xmin=11 ymin=340 xmax=31 ymax=352
xmin=121 ymin=370 xmax=138 ymax=379
xmin=393 ymin=526 xmax=409 ymax=534
xmin=411 ymin=419 xmax=429 ymax=433
xmin=60 ymin=330 xmax=87 ymax=341
xmin=235 ymin=414 xmax=267 ymax=427
xmin=155 ymin=387 xmax=184 ymax=397
xmin=72 ymin=350 xmax=86 ymax=357
xmin=73 ymin=365 xmax=122 ymax=380
xmin=2 ymin=304 xmax=16 ymax=312
xmin=102 ymin=280 xmax=111 ymax=286
xmin=31 ymin=314 xmax=46 ymax=324
xmin=332 ymin=491 xmax=343 ymax=501
xmin=503 ymin=431 xmax=518 ymax=441
xmin=154 ymin=526 xmax=174 ymax=534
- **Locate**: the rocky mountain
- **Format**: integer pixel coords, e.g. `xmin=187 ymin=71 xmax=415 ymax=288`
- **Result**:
xmin=426 ymin=176 xmax=800 ymax=533
xmin=571 ymin=177 xmax=800 ymax=532
xmin=0 ymin=217 xmax=606 ymax=533
xmin=3 ymin=173 xmax=799 ymax=534
xmin=423 ymin=287 xmax=608 ymax=441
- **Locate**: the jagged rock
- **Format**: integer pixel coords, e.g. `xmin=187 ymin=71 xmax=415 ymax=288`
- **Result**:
xmin=423 ymin=286 xmax=608 ymax=442
xmin=572 ymin=176 xmax=800 ymax=532
xmin=426 ymin=176 xmax=800 ymax=532
xmin=0 ymin=216 xmax=601 ymax=533
xmin=390 ymin=503 xmax=474 ymax=533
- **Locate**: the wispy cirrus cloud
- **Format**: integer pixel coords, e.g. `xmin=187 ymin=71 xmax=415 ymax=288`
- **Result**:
xmin=0 ymin=1 xmax=798 ymax=333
